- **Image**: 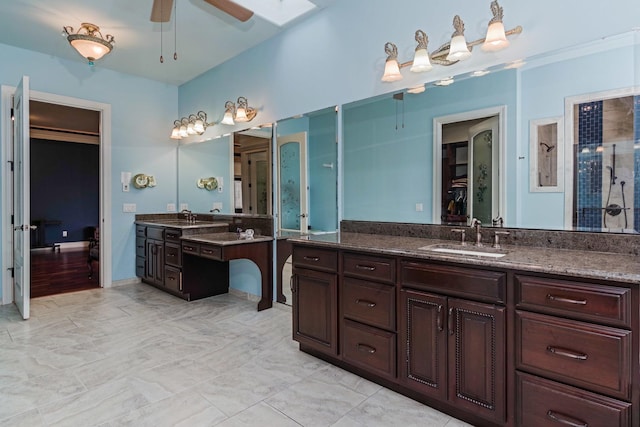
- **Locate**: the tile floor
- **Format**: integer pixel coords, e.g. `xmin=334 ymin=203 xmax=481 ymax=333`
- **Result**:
xmin=0 ymin=284 xmax=472 ymax=427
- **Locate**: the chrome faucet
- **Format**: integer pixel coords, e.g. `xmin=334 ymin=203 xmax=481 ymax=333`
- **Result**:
xmin=181 ymin=209 xmax=196 ymax=223
xmin=470 ymin=218 xmax=482 ymax=247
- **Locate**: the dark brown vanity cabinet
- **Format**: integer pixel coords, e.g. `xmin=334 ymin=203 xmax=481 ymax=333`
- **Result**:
xmin=137 ymin=225 xmax=184 ymax=293
xmin=399 ymin=261 xmax=506 ymax=424
xmin=144 ymin=226 xmax=165 ymax=286
xmin=291 ymin=246 xmax=339 ymax=356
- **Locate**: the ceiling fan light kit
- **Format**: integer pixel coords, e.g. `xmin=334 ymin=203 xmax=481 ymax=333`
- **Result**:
xmin=151 ymin=0 xmax=254 ymax=23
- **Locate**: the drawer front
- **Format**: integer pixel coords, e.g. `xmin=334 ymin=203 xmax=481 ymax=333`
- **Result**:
xmin=146 ymin=226 xmax=164 ymax=241
xmin=516 ymin=372 xmax=632 ymax=427
xmin=342 ymin=319 xmax=396 ymax=380
xmin=343 ymin=253 xmax=395 ymax=284
xmin=516 ymin=311 xmax=631 ymax=399
xmin=181 ymin=242 xmax=200 ymax=255
xmin=135 ymin=256 xmax=145 ymax=278
xmin=135 ymin=237 xmax=146 ymax=257
xmin=164 ymin=266 xmax=182 ymax=292
xmin=292 ymin=246 xmax=337 ymax=272
xmin=401 ymin=261 xmax=505 ymax=303
xmin=516 ymin=275 xmax=631 ymax=327
xmin=164 ymin=228 xmax=182 ymax=243
xmin=165 ymin=242 xmax=181 ymax=267
xmin=342 ymin=277 xmax=395 ymax=331
xmin=199 ymin=244 xmax=222 ymax=261
xmin=135 ymin=225 xmax=146 ymax=238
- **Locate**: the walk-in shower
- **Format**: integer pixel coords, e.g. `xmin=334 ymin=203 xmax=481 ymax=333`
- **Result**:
xmin=574 ymin=95 xmax=639 ymax=232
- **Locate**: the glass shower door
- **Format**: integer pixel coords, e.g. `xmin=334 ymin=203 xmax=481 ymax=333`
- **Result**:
xmin=277 ymin=132 xmax=308 ymax=232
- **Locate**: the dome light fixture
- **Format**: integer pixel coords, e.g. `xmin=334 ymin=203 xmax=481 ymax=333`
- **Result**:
xmin=62 ymin=23 xmax=115 ymax=66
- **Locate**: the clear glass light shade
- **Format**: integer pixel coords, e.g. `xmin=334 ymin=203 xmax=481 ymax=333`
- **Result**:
xmin=381 ymin=58 xmax=403 ymax=82
xmin=179 ymin=125 xmax=188 ymax=138
xmin=446 ymin=35 xmax=471 ymax=61
xmin=170 ymin=127 xmax=181 ymax=139
xmin=187 ymin=122 xmax=196 ymax=135
xmin=193 ymin=119 xmax=205 ymax=134
xmin=69 ymin=38 xmax=111 ymax=61
xmin=235 ymin=107 xmax=249 ymax=122
xmin=410 ymin=48 xmax=433 ymax=73
xmin=221 ymin=111 xmax=235 ymax=125
xmin=482 ymin=21 xmax=509 ymax=51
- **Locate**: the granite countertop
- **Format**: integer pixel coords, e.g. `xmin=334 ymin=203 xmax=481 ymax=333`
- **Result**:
xmin=135 ymin=219 xmax=229 ymax=230
xmin=181 ymin=232 xmax=273 ymax=246
xmin=288 ymin=232 xmax=640 ymax=284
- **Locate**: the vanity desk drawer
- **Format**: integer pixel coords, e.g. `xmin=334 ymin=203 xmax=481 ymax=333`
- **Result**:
xmin=342 ymin=277 xmax=395 ymax=331
xmin=181 ymin=242 xmax=200 ymax=255
xmin=146 ymin=226 xmax=164 ymax=241
xmin=292 ymin=246 xmax=337 ymax=272
xmin=515 ymin=275 xmax=631 ymax=327
xmin=199 ymin=244 xmax=223 ymax=261
xmin=343 ymin=253 xmax=395 ymax=284
xmin=516 ymin=372 xmax=632 ymax=427
xmin=165 ymin=242 xmax=181 ymax=267
xmin=516 ymin=310 xmax=631 ymax=400
xmin=164 ymin=228 xmax=182 ymax=243
xmin=342 ymin=319 xmax=396 ymax=380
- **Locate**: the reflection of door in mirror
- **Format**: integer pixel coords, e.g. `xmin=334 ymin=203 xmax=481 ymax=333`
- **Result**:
xmin=441 ymin=116 xmax=499 ymax=225
xmin=277 ymin=131 xmax=308 ymax=232
xmin=234 ymin=130 xmax=271 ymax=214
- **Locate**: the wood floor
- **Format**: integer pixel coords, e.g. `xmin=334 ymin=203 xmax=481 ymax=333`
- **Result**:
xmin=31 ymin=248 xmax=99 ymax=298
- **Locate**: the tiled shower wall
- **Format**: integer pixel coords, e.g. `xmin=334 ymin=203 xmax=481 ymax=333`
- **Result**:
xmin=576 ymin=101 xmax=603 ymax=229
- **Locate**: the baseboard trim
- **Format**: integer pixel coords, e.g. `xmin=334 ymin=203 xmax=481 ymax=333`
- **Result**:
xmin=229 ymin=287 xmax=261 ymax=303
xmin=107 ymin=277 xmax=141 ymax=288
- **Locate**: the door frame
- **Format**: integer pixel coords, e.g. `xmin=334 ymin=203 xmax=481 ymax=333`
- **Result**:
xmin=432 ymin=105 xmax=507 ymax=225
xmin=1 ymin=86 xmax=112 ymax=304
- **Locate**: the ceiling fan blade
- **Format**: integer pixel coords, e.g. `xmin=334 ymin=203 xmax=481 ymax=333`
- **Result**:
xmin=150 ymin=0 xmax=174 ymax=22
xmin=204 ymin=0 xmax=254 ymax=22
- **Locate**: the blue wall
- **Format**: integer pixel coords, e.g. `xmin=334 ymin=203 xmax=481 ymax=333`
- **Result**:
xmin=30 ymin=139 xmax=99 ymax=244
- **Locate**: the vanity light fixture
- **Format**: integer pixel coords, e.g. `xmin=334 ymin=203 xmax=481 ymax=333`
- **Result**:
xmin=62 ymin=23 xmax=115 ymax=66
xmin=407 ymin=84 xmax=426 ymax=94
xmin=381 ymin=1 xmax=522 ymax=82
xmin=434 ymin=77 xmax=455 ymax=86
xmin=170 ymin=111 xmax=214 ymax=140
xmin=220 ymin=97 xmax=258 ymax=125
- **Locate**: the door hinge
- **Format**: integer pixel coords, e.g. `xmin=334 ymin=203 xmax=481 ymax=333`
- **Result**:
xmin=7 ymin=160 xmax=13 ymax=171
xmin=10 ymin=108 xmax=14 ymax=120
xmin=8 ymin=267 xmax=14 ymax=278
xmin=11 ymin=215 xmax=14 ymax=225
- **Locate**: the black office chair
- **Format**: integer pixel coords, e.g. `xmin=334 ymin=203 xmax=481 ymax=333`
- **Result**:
xmin=87 ymin=227 xmax=99 ymax=279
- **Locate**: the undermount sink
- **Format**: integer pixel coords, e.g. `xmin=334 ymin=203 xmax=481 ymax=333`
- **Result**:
xmin=419 ymin=244 xmax=507 ymax=258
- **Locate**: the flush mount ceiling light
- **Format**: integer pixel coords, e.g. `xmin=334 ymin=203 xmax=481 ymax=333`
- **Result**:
xmin=221 ymin=97 xmax=258 ymax=125
xmin=62 ymin=23 xmax=115 ymax=66
xmin=170 ymin=111 xmax=214 ymax=140
xmin=381 ymin=1 xmax=522 ymax=82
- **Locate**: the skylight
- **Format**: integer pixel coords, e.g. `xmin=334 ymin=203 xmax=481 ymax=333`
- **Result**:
xmin=234 ymin=0 xmax=317 ymax=26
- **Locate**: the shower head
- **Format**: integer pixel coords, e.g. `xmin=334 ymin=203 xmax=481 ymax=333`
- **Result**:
xmin=540 ymin=142 xmax=555 ymax=152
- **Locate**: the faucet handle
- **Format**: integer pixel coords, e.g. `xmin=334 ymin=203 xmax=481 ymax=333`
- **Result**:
xmin=492 ymin=230 xmax=510 ymax=249
xmin=470 ymin=218 xmax=481 ymax=228
xmin=451 ymin=229 xmax=467 ymax=246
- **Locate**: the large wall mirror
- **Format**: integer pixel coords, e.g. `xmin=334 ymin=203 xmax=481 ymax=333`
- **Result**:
xmin=342 ymin=29 xmax=639 ymax=233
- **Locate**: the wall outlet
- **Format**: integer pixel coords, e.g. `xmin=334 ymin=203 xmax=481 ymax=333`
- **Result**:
xmin=216 ymin=177 xmax=223 ymax=193
xmin=62 ymin=230 xmax=67 ymax=237
xmin=123 ymin=203 xmax=137 ymax=213
xmin=122 ymin=183 xmax=130 ymax=192
xmin=179 ymin=203 xmax=189 ymax=211
xmin=415 ymin=203 xmax=424 ymax=212
xmin=167 ymin=203 xmax=176 ymax=212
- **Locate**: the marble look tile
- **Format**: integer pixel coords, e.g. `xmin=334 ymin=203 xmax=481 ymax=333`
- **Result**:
xmin=332 ymin=387 xmax=461 ymax=427
xmin=216 ymin=402 xmax=299 ymax=427
xmin=101 ymin=390 xmax=227 ymax=427
xmin=130 ymin=358 xmax=216 ymax=397
xmin=310 ymin=365 xmax=383 ymax=397
xmin=266 ymin=378 xmax=368 ymax=427
xmin=0 ymin=408 xmax=45 ymax=427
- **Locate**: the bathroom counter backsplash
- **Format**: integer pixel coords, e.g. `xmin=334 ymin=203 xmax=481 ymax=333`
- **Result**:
xmin=289 ymin=228 xmax=640 ymax=285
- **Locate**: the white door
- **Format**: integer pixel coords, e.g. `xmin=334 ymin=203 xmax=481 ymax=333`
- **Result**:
xmin=277 ymin=132 xmax=308 ymax=232
xmin=468 ymin=116 xmax=499 ymax=225
xmin=13 ymin=76 xmax=31 ymax=319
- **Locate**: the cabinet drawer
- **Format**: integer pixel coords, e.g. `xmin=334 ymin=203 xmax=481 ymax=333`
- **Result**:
xmin=136 ymin=225 xmax=146 ymax=238
xmin=342 ymin=319 xmax=396 ymax=380
xmin=181 ymin=242 xmax=200 ymax=255
xmin=146 ymin=226 xmax=164 ymax=241
xmin=165 ymin=242 xmax=181 ymax=267
xmin=516 ymin=372 xmax=632 ymax=427
xmin=342 ymin=277 xmax=395 ymax=331
xmin=164 ymin=266 xmax=182 ymax=292
xmin=401 ymin=261 xmax=505 ymax=304
xmin=135 ymin=256 xmax=145 ymax=278
xmin=135 ymin=237 xmax=146 ymax=257
xmin=343 ymin=253 xmax=395 ymax=284
xmin=515 ymin=275 xmax=631 ymax=327
xmin=199 ymin=244 xmax=222 ymax=261
xmin=516 ymin=311 xmax=631 ymax=399
xmin=292 ymin=246 xmax=337 ymax=272
xmin=164 ymin=228 xmax=182 ymax=243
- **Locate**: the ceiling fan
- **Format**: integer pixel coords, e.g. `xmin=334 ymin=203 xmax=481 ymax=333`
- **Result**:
xmin=151 ymin=0 xmax=254 ymax=23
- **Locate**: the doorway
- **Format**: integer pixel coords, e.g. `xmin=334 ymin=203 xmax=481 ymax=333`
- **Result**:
xmin=1 ymin=83 xmax=112 ymax=314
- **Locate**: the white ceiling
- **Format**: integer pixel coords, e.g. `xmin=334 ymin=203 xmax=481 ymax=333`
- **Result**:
xmin=0 ymin=0 xmax=335 ymax=86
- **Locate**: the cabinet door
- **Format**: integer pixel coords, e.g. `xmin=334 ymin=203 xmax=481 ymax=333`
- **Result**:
xmin=399 ymin=289 xmax=447 ymax=401
xmin=448 ymin=298 xmax=505 ymax=424
xmin=292 ymin=267 xmax=338 ymax=356
xmin=145 ymin=240 xmax=164 ymax=286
